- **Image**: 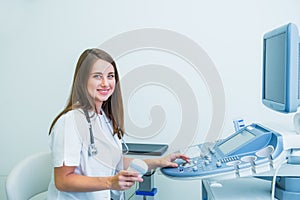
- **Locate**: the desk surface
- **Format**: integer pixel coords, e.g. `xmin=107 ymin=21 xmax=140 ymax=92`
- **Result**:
xmin=202 ymin=177 xmax=275 ymax=200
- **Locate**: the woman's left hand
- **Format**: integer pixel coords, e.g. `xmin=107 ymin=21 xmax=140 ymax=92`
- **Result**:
xmin=159 ymin=153 xmax=190 ymax=168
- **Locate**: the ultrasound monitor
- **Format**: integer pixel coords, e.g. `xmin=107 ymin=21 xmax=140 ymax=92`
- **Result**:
xmin=262 ymin=23 xmax=300 ymax=113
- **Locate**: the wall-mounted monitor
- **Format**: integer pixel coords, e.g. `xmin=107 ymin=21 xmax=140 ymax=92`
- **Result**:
xmin=262 ymin=23 xmax=300 ymax=113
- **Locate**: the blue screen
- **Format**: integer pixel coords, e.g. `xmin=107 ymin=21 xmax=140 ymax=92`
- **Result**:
xmin=264 ymin=33 xmax=286 ymax=104
xmin=262 ymin=23 xmax=300 ymax=113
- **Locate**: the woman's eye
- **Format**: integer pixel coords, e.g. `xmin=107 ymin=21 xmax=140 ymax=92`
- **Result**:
xmin=93 ymin=74 xmax=102 ymax=79
xmin=108 ymin=74 xmax=115 ymax=79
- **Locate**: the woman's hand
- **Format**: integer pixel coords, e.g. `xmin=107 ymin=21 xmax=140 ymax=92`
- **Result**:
xmin=158 ymin=153 xmax=190 ymax=168
xmin=109 ymin=170 xmax=143 ymax=191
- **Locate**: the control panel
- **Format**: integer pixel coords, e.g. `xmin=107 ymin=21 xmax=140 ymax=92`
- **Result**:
xmin=161 ymin=123 xmax=285 ymax=180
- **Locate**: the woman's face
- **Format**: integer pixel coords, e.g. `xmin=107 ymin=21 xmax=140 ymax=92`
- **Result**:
xmin=87 ymin=59 xmax=116 ymax=110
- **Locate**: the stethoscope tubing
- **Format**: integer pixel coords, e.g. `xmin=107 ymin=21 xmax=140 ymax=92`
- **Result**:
xmin=84 ymin=109 xmax=129 ymax=156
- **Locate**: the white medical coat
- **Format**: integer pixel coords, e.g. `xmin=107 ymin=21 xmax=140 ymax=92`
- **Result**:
xmin=47 ymin=109 xmax=123 ymax=200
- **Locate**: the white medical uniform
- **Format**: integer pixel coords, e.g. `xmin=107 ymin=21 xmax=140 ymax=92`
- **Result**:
xmin=47 ymin=109 xmax=124 ymax=200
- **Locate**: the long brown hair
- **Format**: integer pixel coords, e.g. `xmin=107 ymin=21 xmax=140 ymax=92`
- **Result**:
xmin=49 ymin=48 xmax=124 ymax=138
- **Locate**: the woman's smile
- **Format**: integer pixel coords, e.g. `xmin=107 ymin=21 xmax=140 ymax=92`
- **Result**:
xmin=97 ymin=88 xmax=111 ymax=95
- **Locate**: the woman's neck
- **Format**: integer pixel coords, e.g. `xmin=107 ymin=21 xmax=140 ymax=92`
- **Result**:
xmin=94 ymin=102 xmax=103 ymax=114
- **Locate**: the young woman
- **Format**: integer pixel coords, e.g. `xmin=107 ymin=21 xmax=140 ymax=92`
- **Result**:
xmin=47 ymin=48 xmax=189 ymax=199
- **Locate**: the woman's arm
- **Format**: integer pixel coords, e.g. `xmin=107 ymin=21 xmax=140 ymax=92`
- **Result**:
xmin=123 ymin=153 xmax=189 ymax=171
xmin=54 ymin=164 xmax=143 ymax=192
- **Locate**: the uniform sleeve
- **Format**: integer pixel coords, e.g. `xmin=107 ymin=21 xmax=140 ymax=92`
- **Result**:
xmin=49 ymin=111 xmax=82 ymax=167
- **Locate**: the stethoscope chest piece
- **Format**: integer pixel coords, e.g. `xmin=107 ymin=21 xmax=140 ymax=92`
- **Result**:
xmin=88 ymin=143 xmax=98 ymax=156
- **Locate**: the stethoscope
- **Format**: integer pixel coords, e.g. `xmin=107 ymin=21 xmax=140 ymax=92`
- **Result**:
xmin=83 ymin=110 xmax=129 ymax=157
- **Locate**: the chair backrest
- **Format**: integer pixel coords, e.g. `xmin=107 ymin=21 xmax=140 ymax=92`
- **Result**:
xmin=6 ymin=152 xmax=52 ymax=200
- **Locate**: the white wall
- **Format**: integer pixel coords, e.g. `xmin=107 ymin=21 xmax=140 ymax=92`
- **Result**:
xmin=1 ymin=0 xmax=300 ymax=199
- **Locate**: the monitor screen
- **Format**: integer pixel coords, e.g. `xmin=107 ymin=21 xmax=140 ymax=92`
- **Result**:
xmin=264 ymin=33 xmax=286 ymax=104
xmin=218 ymin=130 xmax=255 ymax=155
xmin=262 ymin=23 xmax=300 ymax=113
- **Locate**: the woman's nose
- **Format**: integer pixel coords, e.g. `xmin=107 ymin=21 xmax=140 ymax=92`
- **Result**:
xmin=100 ymin=77 xmax=108 ymax=86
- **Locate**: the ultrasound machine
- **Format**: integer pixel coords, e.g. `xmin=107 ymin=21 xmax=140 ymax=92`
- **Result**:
xmin=162 ymin=123 xmax=285 ymax=180
xmin=161 ymin=23 xmax=300 ymax=200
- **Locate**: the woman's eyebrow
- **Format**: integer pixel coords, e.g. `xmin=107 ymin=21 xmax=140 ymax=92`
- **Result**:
xmin=91 ymin=71 xmax=114 ymax=75
xmin=91 ymin=72 xmax=102 ymax=75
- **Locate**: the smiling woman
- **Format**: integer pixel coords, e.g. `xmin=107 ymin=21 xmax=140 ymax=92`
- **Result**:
xmin=46 ymin=48 xmax=189 ymax=200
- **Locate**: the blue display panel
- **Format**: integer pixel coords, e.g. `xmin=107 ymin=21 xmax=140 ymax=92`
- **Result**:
xmin=218 ymin=130 xmax=255 ymax=155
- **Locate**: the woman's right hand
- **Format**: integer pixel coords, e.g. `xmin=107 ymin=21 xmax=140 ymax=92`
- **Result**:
xmin=109 ymin=170 xmax=143 ymax=190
